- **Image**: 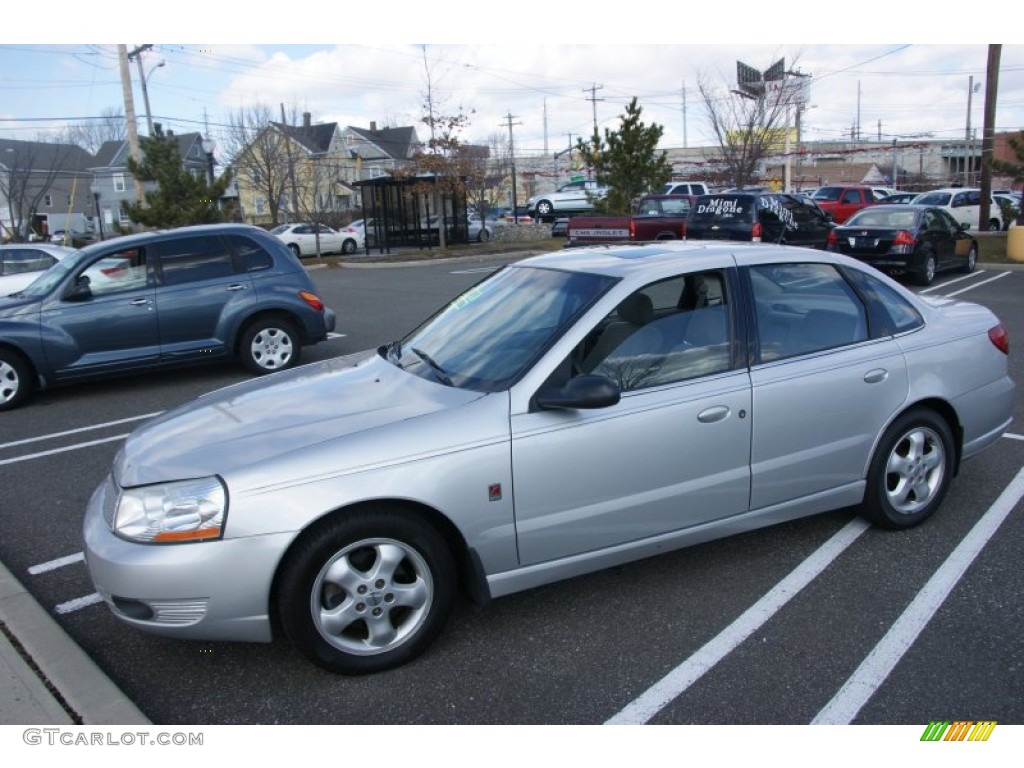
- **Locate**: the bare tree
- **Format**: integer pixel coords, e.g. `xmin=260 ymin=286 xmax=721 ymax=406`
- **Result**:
xmin=698 ymin=70 xmax=793 ymax=189
xmin=462 ymin=132 xmax=513 ymax=220
xmin=0 ymin=137 xmax=82 ymax=240
xmin=67 ymin=108 xmax=127 ymax=154
xmin=224 ymin=104 xmax=294 ymax=226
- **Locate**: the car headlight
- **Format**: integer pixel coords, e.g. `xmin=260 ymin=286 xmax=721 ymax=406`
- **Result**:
xmin=114 ymin=477 xmax=227 ymax=544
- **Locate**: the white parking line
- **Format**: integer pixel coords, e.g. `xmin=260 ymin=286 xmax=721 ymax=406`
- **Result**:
xmin=28 ymin=552 xmax=84 ymax=575
xmin=813 ymin=464 xmax=1024 ymax=724
xmin=942 ymin=271 xmax=1011 ymax=297
xmin=0 ymin=434 xmax=131 ymax=466
xmin=451 ymin=267 xmax=498 ymax=274
xmin=55 ymin=593 xmax=103 ymax=615
xmin=0 ymin=412 xmax=161 ymax=450
xmin=606 ymin=517 xmax=871 ymax=724
xmin=918 ymin=270 xmax=988 ymax=294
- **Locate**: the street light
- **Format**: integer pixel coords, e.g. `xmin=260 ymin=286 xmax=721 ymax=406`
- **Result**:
xmin=964 ymin=76 xmax=981 ymax=185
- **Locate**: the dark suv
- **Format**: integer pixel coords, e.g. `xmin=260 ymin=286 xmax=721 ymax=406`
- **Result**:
xmin=685 ymin=193 xmax=834 ymax=250
xmin=0 ymin=224 xmax=336 ymax=410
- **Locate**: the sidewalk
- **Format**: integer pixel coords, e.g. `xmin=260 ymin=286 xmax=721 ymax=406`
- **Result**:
xmin=0 ymin=559 xmax=149 ymax=725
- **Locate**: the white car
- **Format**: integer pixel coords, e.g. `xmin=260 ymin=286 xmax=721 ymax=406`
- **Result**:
xmin=271 ymin=223 xmax=362 ymax=257
xmin=911 ymin=188 xmax=1003 ymax=232
xmin=526 ymin=180 xmax=608 ymax=221
xmin=0 ymin=243 xmax=77 ymax=295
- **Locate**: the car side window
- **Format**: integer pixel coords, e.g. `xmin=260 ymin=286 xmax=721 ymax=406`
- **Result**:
xmin=841 ymin=189 xmax=861 ymax=204
xmin=844 ymin=267 xmax=924 ymax=335
xmin=936 ymin=209 xmax=961 ymax=234
xmin=153 ymin=236 xmax=237 ymax=286
xmin=227 ymin=235 xmax=274 ymax=272
xmin=78 ymin=247 xmax=150 ymax=297
xmin=577 ymin=271 xmax=732 ymax=392
xmin=750 ymin=263 xmax=868 ymax=362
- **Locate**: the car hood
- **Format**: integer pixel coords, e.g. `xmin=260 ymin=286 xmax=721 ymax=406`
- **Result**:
xmin=114 ymin=351 xmax=486 ymax=487
xmin=0 ymin=293 xmax=41 ymax=315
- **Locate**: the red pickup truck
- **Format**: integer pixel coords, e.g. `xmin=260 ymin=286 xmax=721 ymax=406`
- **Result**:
xmin=565 ymin=195 xmax=692 ymax=247
xmin=808 ymin=185 xmax=879 ymax=224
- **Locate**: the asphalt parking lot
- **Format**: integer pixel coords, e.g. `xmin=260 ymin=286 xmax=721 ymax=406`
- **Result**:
xmin=1 ymin=254 xmax=1022 ymax=729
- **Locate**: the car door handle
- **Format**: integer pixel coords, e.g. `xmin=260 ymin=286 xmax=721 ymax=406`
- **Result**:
xmin=226 ymin=283 xmax=248 ymax=291
xmin=697 ymin=406 xmax=731 ymax=424
xmin=864 ymin=368 xmax=888 ymax=384
xmin=130 ymin=298 xmax=152 ymax=306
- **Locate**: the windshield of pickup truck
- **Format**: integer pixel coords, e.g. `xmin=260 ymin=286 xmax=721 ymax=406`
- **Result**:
xmin=689 ymin=195 xmax=755 ymax=223
xmin=810 ymin=187 xmax=843 ymax=202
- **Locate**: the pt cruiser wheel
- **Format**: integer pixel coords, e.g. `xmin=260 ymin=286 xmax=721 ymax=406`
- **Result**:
xmin=276 ymin=509 xmax=456 ymax=674
xmin=862 ymin=409 xmax=954 ymax=529
xmin=0 ymin=350 xmax=32 ymax=411
xmin=240 ymin=318 xmax=300 ymax=374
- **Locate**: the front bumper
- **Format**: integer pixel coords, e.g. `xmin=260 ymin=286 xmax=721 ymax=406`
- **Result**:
xmin=82 ymin=475 xmax=295 ymax=643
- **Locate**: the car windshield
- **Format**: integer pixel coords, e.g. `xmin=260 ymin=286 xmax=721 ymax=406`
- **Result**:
xmin=11 ymin=248 xmax=89 ymax=298
xmin=386 ymin=266 xmax=616 ymax=392
xmin=689 ymin=196 xmax=755 ymax=223
xmin=811 ymin=187 xmax=843 ymax=202
xmin=914 ymin=192 xmax=951 ymax=206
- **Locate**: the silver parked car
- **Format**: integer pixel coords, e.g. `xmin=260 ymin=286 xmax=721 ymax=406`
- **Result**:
xmin=84 ymin=242 xmax=1015 ymax=674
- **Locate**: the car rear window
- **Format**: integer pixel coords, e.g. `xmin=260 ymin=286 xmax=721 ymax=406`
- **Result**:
xmin=915 ymin=192 xmax=951 ymax=206
xmin=690 ymin=196 xmax=755 ymax=223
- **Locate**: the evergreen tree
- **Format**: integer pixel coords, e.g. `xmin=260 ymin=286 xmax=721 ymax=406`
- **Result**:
xmin=122 ymin=126 xmax=235 ymax=228
xmin=576 ymin=98 xmax=672 ymax=215
xmin=990 ymin=130 xmax=1024 ymax=225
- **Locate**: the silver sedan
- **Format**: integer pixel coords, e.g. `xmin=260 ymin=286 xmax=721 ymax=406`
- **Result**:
xmin=83 ymin=242 xmax=1015 ymax=674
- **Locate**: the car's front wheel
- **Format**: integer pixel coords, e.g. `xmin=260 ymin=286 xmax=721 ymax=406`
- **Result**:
xmin=535 ymin=200 xmax=553 ymax=218
xmin=239 ymin=317 xmax=300 ymax=374
xmin=288 ymin=243 xmax=302 ymax=258
xmin=987 ymin=219 xmax=1002 ymax=232
xmin=276 ymin=508 xmax=456 ymax=674
xmin=861 ymin=408 xmax=954 ymax=529
xmin=0 ymin=349 xmax=33 ymax=411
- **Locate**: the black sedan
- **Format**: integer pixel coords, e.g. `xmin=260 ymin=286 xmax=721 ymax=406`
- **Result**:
xmin=826 ymin=204 xmax=977 ymax=286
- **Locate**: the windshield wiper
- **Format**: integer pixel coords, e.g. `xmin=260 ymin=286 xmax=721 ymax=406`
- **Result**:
xmin=379 ymin=340 xmax=403 ymax=366
xmin=410 ymin=347 xmax=453 ymax=386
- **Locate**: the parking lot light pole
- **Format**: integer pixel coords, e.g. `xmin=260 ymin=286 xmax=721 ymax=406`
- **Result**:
xmin=89 ymin=182 xmax=105 ymax=241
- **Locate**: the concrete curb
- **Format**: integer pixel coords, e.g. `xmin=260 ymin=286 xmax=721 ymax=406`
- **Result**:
xmin=0 ymin=560 xmax=149 ymax=725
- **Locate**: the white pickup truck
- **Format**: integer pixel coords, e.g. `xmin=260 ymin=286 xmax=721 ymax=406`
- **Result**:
xmin=526 ymin=180 xmax=608 ymax=221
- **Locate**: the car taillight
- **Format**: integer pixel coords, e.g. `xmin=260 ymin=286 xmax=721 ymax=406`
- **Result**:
xmin=751 ymin=221 xmax=762 ymax=242
xmin=680 ymin=221 xmax=686 ymax=238
xmin=629 ymin=219 xmax=636 ymax=239
xmin=892 ymin=230 xmax=916 ymax=247
xmin=989 ymin=323 xmax=1010 ymax=355
xmin=826 ymin=229 xmax=837 ymax=248
xmin=299 ymin=291 xmax=324 ymax=311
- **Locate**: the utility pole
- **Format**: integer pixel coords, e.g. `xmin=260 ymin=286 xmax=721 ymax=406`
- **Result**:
xmin=127 ymin=44 xmax=156 ymax=135
xmin=117 ymin=44 xmax=145 ymax=204
xmin=681 ymin=81 xmax=688 ymax=149
xmin=979 ymin=45 xmax=1001 ymax=229
xmin=501 ymin=112 xmax=522 ymax=222
xmin=583 ymin=84 xmax=604 ymax=136
xmin=281 ymin=103 xmax=299 ymax=222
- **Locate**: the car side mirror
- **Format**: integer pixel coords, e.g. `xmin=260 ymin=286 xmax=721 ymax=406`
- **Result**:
xmin=960 ymin=222 xmax=971 ymax=231
xmin=535 ymin=374 xmax=621 ymax=410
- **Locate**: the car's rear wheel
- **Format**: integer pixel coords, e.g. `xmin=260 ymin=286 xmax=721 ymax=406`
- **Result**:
xmin=0 ymin=349 xmax=33 ymax=411
xmin=288 ymin=243 xmax=302 ymax=258
xmin=239 ymin=317 xmax=300 ymax=374
xmin=914 ymin=252 xmax=936 ymax=286
xmin=861 ymin=408 xmax=954 ymax=529
xmin=342 ymin=238 xmax=357 ymax=254
xmin=961 ymin=244 xmax=978 ymax=273
xmin=987 ymin=219 xmax=1001 ymax=232
xmin=477 ymin=228 xmax=491 ymax=243
xmin=276 ymin=508 xmax=456 ymax=674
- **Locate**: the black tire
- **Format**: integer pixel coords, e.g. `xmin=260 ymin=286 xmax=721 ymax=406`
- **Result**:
xmin=288 ymin=243 xmax=302 ymax=258
xmin=913 ymin=251 xmax=936 ymax=286
xmin=342 ymin=238 xmax=357 ymax=254
xmin=535 ymin=200 xmax=553 ymax=218
xmin=477 ymin=228 xmax=491 ymax=243
xmin=276 ymin=508 xmax=456 ymax=674
xmin=987 ymin=219 xmax=1001 ymax=232
xmin=239 ymin=317 xmax=301 ymax=374
xmin=861 ymin=408 xmax=954 ymax=529
xmin=0 ymin=349 xmax=33 ymax=411
xmin=961 ymin=244 xmax=978 ymax=274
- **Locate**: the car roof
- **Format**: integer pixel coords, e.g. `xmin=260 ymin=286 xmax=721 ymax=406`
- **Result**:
xmin=78 ymin=223 xmax=274 ymax=254
xmin=0 ymin=243 xmax=77 ymax=256
xmin=514 ymin=240 xmax=860 ymax=281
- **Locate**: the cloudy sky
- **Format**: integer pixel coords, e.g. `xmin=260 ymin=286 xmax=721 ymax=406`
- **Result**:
xmin=2 ymin=6 xmax=1022 ymax=166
